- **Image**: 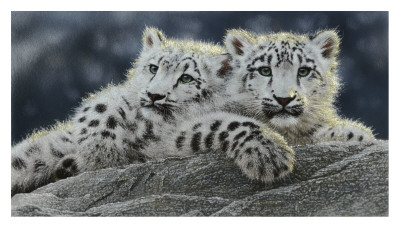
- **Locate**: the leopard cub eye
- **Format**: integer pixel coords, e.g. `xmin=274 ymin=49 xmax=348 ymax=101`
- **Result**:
xmin=180 ymin=74 xmax=194 ymax=83
xmin=149 ymin=64 xmax=158 ymax=74
xmin=298 ymin=67 xmax=311 ymax=77
xmin=258 ymin=67 xmax=272 ymax=77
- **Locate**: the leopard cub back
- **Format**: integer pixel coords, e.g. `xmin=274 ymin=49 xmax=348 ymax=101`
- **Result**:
xmin=11 ymin=27 xmax=232 ymax=196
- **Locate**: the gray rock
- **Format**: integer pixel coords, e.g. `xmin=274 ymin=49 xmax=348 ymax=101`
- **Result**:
xmin=12 ymin=140 xmax=388 ymax=216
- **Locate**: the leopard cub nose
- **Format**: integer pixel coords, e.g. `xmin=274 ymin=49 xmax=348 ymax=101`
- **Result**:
xmin=273 ymin=94 xmax=296 ymax=107
xmin=147 ymin=92 xmax=166 ymax=102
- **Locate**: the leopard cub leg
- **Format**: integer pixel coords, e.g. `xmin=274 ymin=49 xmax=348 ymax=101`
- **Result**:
xmin=313 ymin=121 xmax=375 ymax=143
xmin=174 ymin=113 xmax=295 ymax=183
xmin=226 ymin=123 xmax=295 ymax=183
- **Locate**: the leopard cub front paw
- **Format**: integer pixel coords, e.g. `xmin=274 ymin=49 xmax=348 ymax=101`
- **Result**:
xmin=314 ymin=124 xmax=375 ymax=143
xmin=231 ymin=126 xmax=295 ymax=183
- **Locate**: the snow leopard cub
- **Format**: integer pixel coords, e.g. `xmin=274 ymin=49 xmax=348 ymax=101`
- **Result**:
xmin=11 ymin=27 xmax=294 ymax=196
xmin=223 ymin=29 xmax=375 ymax=145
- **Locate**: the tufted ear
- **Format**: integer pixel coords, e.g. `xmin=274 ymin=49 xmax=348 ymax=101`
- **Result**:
xmin=204 ymin=54 xmax=233 ymax=79
xmin=142 ymin=27 xmax=165 ymax=51
xmin=224 ymin=30 xmax=252 ymax=57
xmin=216 ymin=54 xmax=233 ymax=78
xmin=310 ymin=30 xmax=340 ymax=59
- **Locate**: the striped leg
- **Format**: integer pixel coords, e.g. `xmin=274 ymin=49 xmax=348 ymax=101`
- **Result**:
xmin=173 ymin=112 xmax=295 ymax=183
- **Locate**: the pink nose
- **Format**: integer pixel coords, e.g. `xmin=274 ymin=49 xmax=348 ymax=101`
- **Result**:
xmin=147 ymin=92 xmax=166 ymax=102
xmin=273 ymin=95 xmax=296 ymax=107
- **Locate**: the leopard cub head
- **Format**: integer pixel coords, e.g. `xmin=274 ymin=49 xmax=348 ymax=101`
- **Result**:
xmin=224 ymin=29 xmax=340 ymax=129
xmin=132 ymin=27 xmax=232 ymax=120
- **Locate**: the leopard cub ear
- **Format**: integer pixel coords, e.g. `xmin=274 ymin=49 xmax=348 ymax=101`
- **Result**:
xmin=214 ymin=54 xmax=233 ymax=78
xmin=224 ymin=29 xmax=253 ymax=57
xmin=309 ymin=30 xmax=340 ymax=59
xmin=201 ymin=54 xmax=232 ymax=81
xmin=142 ymin=27 xmax=165 ymax=51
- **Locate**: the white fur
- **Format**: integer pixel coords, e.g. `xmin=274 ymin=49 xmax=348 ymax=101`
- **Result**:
xmin=223 ymin=29 xmax=375 ymax=145
xmin=11 ymin=28 xmax=295 ymax=196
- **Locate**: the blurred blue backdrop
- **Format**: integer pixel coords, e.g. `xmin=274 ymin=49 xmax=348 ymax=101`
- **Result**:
xmin=11 ymin=11 xmax=388 ymax=144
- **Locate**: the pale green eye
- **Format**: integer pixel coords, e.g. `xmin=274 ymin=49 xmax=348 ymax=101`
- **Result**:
xmin=149 ymin=64 xmax=158 ymax=74
xmin=298 ymin=67 xmax=311 ymax=77
xmin=180 ymin=74 xmax=194 ymax=83
xmin=258 ymin=67 xmax=272 ymax=77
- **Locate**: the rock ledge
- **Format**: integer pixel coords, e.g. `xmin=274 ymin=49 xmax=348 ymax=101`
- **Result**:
xmin=12 ymin=141 xmax=388 ymax=216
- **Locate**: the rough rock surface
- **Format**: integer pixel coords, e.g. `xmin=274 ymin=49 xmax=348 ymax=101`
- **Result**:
xmin=11 ymin=141 xmax=388 ymax=216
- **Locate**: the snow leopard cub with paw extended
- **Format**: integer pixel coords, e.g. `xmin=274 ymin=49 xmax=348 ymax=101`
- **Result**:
xmin=223 ymin=29 xmax=375 ymax=145
xmin=12 ymin=27 xmax=294 ymax=196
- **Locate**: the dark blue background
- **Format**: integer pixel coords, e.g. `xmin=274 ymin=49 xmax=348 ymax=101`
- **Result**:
xmin=11 ymin=12 xmax=388 ymax=144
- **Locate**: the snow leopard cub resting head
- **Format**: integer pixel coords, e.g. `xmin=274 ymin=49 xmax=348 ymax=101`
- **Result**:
xmin=224 ymin=29 xmax=374 ymax=144
xmin=52 ymin=28 xmax=234 ymax=175
xmin=11 ymin=27 xmax=234 ymax=196
xmin=130 ymin=27 xmax=232 ymax=122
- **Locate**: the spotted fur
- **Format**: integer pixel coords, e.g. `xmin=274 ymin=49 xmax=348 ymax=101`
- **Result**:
xmin=224 ymin=29 xmax=376 ymax=145
xmin=11 ymin=128 xmax=75 ymax=195
xmin=11 ymin=27 xmax=294 ymax=196
xmin=11 ymin=28 xmax=227 ymax=196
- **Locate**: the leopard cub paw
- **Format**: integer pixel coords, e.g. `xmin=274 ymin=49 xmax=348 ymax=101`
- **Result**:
xmin=314 ymin=124 xmax=375 ymax=143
